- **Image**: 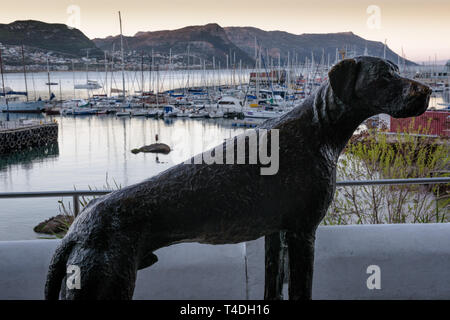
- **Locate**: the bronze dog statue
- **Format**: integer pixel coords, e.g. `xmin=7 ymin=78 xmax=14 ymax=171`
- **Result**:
xmin=45 ymin=57 xmax=431 ymax=300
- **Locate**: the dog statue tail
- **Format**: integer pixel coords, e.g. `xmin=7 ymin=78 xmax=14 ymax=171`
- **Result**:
xmin=45 ymin=239 xmax=75 ymax=300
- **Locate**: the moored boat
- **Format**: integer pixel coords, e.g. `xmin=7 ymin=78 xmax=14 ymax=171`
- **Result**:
xmin=0 ymin=99 xmax=45 ymax=113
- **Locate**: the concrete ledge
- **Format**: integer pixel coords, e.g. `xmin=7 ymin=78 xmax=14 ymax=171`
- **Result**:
xmin=247 ymin=223 xmax=450 ymax=299
xmin=0 ymin=223 xmax=449 ymax=300
xmin=0 ymin=240 xmax=247 ymax=300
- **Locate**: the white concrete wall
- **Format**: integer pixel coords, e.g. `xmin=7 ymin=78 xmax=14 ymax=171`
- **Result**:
xmin=247 ymin=223 xmax=450 ymax=299
xmin=0 ymin=240 xmax=247 ymax=300
xmin=0 ymin=223 xmax=449 ymax=300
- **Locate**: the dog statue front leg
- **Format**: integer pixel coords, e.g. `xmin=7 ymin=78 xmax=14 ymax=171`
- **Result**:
xmin=264 ymin=231 xmax=287 ymax=300
xmin=286 ymin=230 xmax=316 ymax=300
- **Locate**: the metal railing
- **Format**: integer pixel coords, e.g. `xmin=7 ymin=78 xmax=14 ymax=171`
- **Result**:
xmin=0 ymin=177 xmax=449 ymax=216
xmin=336 ymin=177 xmax=450 ymax=186
xmin=0 ymin=190 xmax=111 ymax=216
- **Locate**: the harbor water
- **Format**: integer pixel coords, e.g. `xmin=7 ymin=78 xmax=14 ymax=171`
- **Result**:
xmin=0 ymin=112 xmax=249 ymax=240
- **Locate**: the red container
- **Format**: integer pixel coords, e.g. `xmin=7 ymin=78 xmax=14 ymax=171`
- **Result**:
xmin=389 ymin=110 xmax=450 ymax=137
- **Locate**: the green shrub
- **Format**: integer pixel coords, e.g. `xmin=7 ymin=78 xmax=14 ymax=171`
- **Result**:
xmin=324 ymin=121 xmax=449 ymax=225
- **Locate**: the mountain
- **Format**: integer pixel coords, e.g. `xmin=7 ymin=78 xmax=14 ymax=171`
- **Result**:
xmin=0 ymin=20 xmax=102 ymax=57
xmin=224 ymin=26 xmax=416 ymax=66
xmin=0 ymin=20 xmax=415 ymax=67
xmin=93 ymin=23 xmax=254 ymax=66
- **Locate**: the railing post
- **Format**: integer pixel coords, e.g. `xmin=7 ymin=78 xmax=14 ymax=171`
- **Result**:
xmin=73 ymin=195 xmax=80 ymax=217
xmin=436 ymin=187 xmax=439 ymax=223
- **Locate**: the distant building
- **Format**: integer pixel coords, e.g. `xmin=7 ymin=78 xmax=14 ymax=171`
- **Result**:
xmin=389 ymin=110 xmax=450 ymax=137
xmin=250 ymin=70 xmax=286 ymax=84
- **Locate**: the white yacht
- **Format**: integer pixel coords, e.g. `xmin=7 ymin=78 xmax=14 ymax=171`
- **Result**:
xmin=208 ymin=110 xmax=224 ymax=118
xmin=163 ymin=105 xmax=179 ymax=118
xmin=243 ymin=109 xmax=286 ymax=119
xmin=74 ymin=80 xmax=102 ymax=90
xmin=188 ymin=109 xmax=208 ymax=118
xmin=132 ymin=109 xmax=149 ymax=117
xmin=62 ymin=99 xmax=89 ymax=109
xmin=215 ymin=96 xmax=243 ymax=113
xmin=0 ymin=98 xmax=44 ymax=113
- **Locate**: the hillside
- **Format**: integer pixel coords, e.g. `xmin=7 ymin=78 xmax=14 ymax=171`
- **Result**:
xmin=0 ymin=20 xmax=102 ymax=57
xmin=224 ymin=27 xmax=416 ymax=66
xmin=93 ymin=23 xmax=254 ymax=66
xmin=0 ymin=20 xmax=416 ymax=68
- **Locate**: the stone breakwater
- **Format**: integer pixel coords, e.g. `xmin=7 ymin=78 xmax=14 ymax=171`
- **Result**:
xmin=0 ymin=122 xmax=58 ymax=154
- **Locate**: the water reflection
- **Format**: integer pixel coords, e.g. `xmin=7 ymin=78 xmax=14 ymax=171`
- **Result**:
xmin=0 ymin=142 xmax=59 ymax=171
xmin=0 ymin=113 xmax=246 ymax=240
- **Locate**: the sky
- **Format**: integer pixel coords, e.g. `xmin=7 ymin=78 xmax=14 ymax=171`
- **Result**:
xmin=0 ymin=0 xmax=449 ymax=62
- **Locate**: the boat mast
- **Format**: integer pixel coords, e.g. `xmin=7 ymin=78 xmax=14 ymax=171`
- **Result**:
xmin=278 ymin=53 xmax=281 ymax=85
xmin=21 ymin=45 xmax=29 ymax=102
xmin=156 ymin=64 xmax=159 ymax=107
xmin=0 ymin=48 xmax=10 ymax=120
xmin=85 ymin=49 xmax=90 ymax=99
xmin=141 ymin=52 xmax=144 ymax=94
xmin=218 ymin=61 xmax=221 ymax=87
xmin=233 ymin=51 xmax=236 ymax=88
xmin=140 ymin=52 xmax=144 ymax=107
xmin=239 ymin=59 xmax=242 ymax=88
xmin=72 ymin=60 xmax=76 ymax=99
xmin=46 ymin=57 xmax=52 ymax=100
xmin=255 ymin=44 xmax=260 ymax=100
xmin=187 ymin=44 xmax=190 ymax=92
xmin=104 ymin=51 xmax=108 ymax=97
xmin=226 ymin=54 xmax=229 ymax=86
xmin=111 ymin=43 xmax=116 ymax=96
xmin=169 ymin=48 xmax=172 ymax=92
xmin=119 ymin=11 xmax=126 ymax=102
xmin=151 ymin=49 xmax=154 ymax=93
xmin=59 ymin=80 xmax=62 ymax=103
xmin=212 ymin=56 xmax=216 ymax=91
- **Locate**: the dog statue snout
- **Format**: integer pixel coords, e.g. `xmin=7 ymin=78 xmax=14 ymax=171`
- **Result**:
xmin=409 ymin=79 xmax=432 ymax=97
xmin=394 ymin=78 xmax=432 ymax=118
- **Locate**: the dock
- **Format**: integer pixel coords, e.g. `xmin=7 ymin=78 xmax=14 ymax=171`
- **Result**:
xmin=0 ymin=120 xmax=58 ymax=154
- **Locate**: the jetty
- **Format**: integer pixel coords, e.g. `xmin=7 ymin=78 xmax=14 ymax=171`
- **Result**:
xmin=0 ymin=120 xmax=58 ymax=154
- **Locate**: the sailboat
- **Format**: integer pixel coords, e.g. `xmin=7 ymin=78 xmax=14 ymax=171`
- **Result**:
xmin=0 ymin=46 xmax=44 ymax=113
xmin=75 ymin=50 xmax=103 ymax=91
xmin=116 ymin=11 xmax=129 ymax=114
xmin=74 ymin=80 xmax=102 ymax=90
xmin=0 ymin=94 xmax=45 ymax=113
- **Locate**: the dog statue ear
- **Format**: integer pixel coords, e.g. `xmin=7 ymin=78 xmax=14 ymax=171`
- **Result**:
xmin=328 ymin=59 xmax=358 ymax=105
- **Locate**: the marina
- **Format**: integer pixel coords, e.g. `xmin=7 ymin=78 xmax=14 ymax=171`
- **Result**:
xmin=0 ymin=67 xmax=448 ymax=118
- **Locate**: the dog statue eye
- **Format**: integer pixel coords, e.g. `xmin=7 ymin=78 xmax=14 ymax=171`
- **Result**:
xmin=379 ymin=75 xmax=392 ymax=85
xmin=384 ymin=70 xmax=397 ymax=79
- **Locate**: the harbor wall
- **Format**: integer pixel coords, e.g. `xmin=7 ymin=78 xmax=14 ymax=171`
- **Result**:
xmin=0 ymin=122 xmax=58 ymax=154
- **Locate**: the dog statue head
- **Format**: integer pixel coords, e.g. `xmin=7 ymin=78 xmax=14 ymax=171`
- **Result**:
xmin=328 ymin=56 xmax=432 ymax=118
